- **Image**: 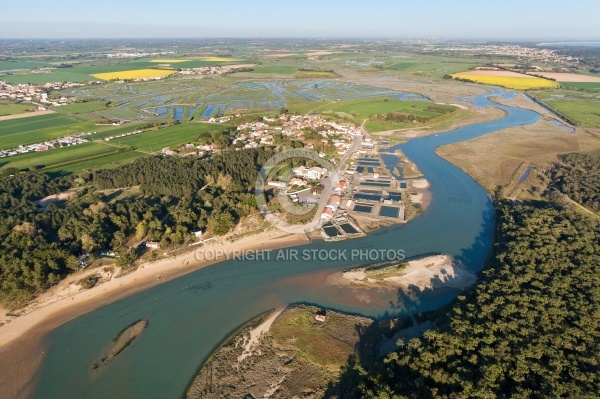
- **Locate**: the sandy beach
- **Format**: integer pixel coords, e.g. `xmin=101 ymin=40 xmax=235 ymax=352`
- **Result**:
xmin=0 ymin=228 xmax=310 ymax=399
xmin=340 ymin=254 xmax=476 ymax=291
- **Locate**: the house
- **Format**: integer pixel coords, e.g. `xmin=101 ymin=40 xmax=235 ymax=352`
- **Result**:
xmin=315 ymin=314 xmax=326 ymax=322
xmin=307 ymin=166 xmax=327 ymax=180
xmin=145 ymin=241 xmax=160 ymax=249
xmin=361 ymin=142 xmax=374 ymax=151
xmin=326 ymin=195 xmax=341 ymax=212
xmin=192 ymin=230 xmax=203 ymax=239
xmin=293 ymin=166 xmax=308 ymax=177
xmin=288 ymin=177 xmax=307 ymax=188
xmin=320 ymin=207 xmax=333 ymax=220
xmin=334 ymin=180 xmax=347 ymax=194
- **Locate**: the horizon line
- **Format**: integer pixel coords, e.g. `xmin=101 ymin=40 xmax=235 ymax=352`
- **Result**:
xmin=1 ymin=37 xmax=600 ymax=43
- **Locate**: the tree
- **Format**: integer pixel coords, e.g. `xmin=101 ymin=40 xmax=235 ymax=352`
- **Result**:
xmin=116 ymin=249 xmax=138 ymax=269
xmin=208 ymin=211 xmax=235 ymax=236
xmin=135 ymin=221 xmax=148 ymax=239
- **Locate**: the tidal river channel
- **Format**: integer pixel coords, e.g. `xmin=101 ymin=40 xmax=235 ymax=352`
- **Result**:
xmin=31 ymin=89 xmax=540 ymax=399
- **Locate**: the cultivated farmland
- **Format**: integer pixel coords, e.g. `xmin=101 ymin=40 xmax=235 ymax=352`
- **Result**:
xmin=320 ymin=98 xmax=456 ymax=132
xmin=113 ymin=123 xmax=222 ymax=152
xmin=0 ymin=142 xmax=141 ymax=174
xmin=57 ymin=101 xmax=109 ymax=114
xmin=453 ymin=71 xmax=558 ymax=89
xmin=0 ymin=113 xmax=96 ymax=149
xmin=0 ymin=101 xmax=36 ymax=116
xmin=531 ymin=90 xmax=600 ymax=127
xmin=91 ymin=69 xmax=176 ymax=81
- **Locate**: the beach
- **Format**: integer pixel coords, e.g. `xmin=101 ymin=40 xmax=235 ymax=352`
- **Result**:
xmin=0 ymin=228 xmax=310 ymax=399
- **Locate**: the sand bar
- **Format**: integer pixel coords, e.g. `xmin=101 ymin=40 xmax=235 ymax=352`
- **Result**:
xmin=0 ymin=228 xmax=309 ymax=399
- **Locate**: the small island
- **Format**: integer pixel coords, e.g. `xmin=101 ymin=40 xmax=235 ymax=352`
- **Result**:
xmin=91 ymin=318 xmax=148 ymax=373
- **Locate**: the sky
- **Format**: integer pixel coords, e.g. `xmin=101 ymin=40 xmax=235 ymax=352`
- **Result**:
xmin=1 ymin=0 xmax=599 ymax=41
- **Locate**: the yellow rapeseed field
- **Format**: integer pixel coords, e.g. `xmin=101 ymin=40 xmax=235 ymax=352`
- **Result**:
xmin=91 ymin=69 xmax=176 ymax=81
xmin=150 ymin=59 xmax=189 ymax=63
xmin=197 ymin=56 xmax=243 ymax=62
xmin=452 ymin=72 xmax=558 ymax=90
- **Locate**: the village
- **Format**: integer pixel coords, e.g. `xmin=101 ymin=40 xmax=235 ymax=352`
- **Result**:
xmin=0 ymin=81 xmax=79 ymax=106
xmin=157 ymin=111 xmax=427 ymax=244
xmin=0 ymin=132 xmax=92 ymax=158
xmin=261 ymin=120 xmax=428 ymax=242
xmin=430 ymin=43 xmax=579 ymax=64
xmin=178 ymin=64 xmax=255 ymax=76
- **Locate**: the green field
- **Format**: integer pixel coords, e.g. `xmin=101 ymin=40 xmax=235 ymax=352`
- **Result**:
xmin=89 ymin=123 xmax=149 ymax=140
xmin=0 ymin=101 xmax=37 ymax=116
xmin=533 ymin=90 xmax=600 ymax=127
xmin=543 ymin=99 xmax=600 ymax=127
xmin=57 ymin=101 xmax=109 ymax=114
xmin=320 ymin=98 xmax=456 ymax=132
xmin=115 ymin=123 xmax=221 ymax=152
xmin=0 ymin=71 xmax=100 ymax=85
xmin=1 ymin=58 xmax=252 ymax=85
xmin=396 ymin=59 xmax=480 ymax=78
xmin=0 ymin=60 xmax=54 ymax=70
xmin=387 ymin=62 xmax=417 ymax=70
xmin=1 ymin=60 xmax=166 ymax=85
xmin=251 ymin=66 xmax=298 ymax=74
xmin=321 ymin=99 xmax=432 ymax=118
xmin=0 ymin=142 xmax=142 ymax=174
xmin=0 ymin=113 xmax=96 ymax=149
xmin=42 ymin=148 xmax=142 ymax=174
xmin=296 ymin=70 xmax=338 ymax=78
xmin=559 ymin=82 xmax=600 ymax=90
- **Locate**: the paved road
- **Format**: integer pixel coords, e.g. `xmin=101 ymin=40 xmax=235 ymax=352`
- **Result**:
xmin=308 ymin=127 xmax=364 ymax=228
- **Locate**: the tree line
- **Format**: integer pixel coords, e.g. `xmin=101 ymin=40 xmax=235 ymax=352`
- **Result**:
xmin=0 ymin=147 xmax=275 ymax=307
xmin=545 ymin=153 xmax=600 ymax=213
xmin=331 ymin=199 xmax=600 ymax=398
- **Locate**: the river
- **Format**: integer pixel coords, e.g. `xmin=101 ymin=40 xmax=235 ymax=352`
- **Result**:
xmin=30 ymin=89 xmax=540 ymax=399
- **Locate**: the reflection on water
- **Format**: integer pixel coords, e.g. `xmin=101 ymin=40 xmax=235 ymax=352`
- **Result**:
xmin=31 ymin=90 xmax=541 ymax=399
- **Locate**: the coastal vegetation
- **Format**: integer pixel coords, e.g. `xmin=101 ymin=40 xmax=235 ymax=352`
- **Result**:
xmin=186 ymin=305 xmax=400 ymax=399
xmin=0 ymin=147 xmax=274 ymax=307
xmin=545 ymin=153 xmax=600 ymax=212
xmin=528 ymin=90 xmax=600 ymax=127
xmin=330 ymin=199 xmax=600 ymax=398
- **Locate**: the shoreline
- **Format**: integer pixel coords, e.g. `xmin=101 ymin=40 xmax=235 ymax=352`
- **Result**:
xmin=0 ymin=228 xmax=310 ymax=399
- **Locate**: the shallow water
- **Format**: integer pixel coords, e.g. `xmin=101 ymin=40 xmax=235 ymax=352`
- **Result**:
xmin=31 ymin=89 xmax=540 ymax=399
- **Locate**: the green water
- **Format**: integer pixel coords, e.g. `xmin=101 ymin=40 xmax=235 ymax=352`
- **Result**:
xmin=30 ymin=90 xmax=541 ymax=399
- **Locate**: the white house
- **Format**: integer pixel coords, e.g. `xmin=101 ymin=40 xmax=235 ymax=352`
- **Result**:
xmin=293 ymin=166 xmax=308 ymax=177
xmin=307 ymin=166 xmax=327 ymax=180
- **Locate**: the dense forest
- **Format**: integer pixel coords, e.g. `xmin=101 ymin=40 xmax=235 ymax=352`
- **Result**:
xmin=332 ymin=200 xmax=600 ymax=398
xmin=0 ymin=148 xmax=274 ymax=307
xmin=546 ymin=153 xmax=600 ymax=213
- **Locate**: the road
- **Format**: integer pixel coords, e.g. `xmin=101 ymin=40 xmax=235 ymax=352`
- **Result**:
xmin=308 ymin=124 xmax=365 ymax=228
